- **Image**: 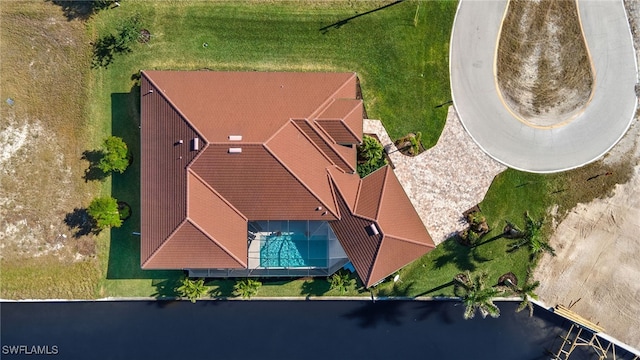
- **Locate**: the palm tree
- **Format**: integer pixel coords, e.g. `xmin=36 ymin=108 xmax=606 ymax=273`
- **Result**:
xmin=233 ymin=278 xmax=262 ymax=299
xmin=513 ymin=279 xmax=540 ymax=317
xmin=176 ymin=277 xmax=207 ymax=303
xmin=329 ymin=270 xmax=353 ymax=295
xmin=507 ymin=212 xmax=555 ymax=257
xmin=499 ymin=272 xmax=540 ymax=317
xmin=453 ymin=271 xmax=502 ymax=319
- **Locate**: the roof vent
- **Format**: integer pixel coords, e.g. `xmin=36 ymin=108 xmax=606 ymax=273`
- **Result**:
xmin=191 ymin=137 xmax=200 ymax=151
xmin=178 ymin=139 xmax=183 ymax=144
xmin=228 ymin=135 xmax=242 ymax=141
xmin=366 ymin=223 xmax=380 ymax=236
xmin=316 ymin=206 xmax=323 ymax=211
xmin=228 ymin=147 xmax=242 ymax=154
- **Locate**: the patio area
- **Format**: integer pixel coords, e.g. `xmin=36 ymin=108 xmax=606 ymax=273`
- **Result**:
xmin=365 ymin=106 xmax=507 ymax=244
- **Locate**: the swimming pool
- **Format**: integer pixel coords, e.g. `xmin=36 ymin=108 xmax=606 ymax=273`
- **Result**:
xmin=249 ymin=220 xmax=338 ymax=268
xmin=259 ymin=232 xmax=327 ymax=268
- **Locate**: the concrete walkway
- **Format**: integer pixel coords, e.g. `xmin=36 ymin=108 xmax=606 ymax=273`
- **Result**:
xmin=450 ymin=0 xmax=638 ymax=173
xmin=365 ymin=106 xmax=506 ymax=244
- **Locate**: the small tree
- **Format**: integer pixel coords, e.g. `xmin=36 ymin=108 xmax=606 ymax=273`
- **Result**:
xmin=98 ymin=136 xmax=130 ymax=174
xmin=87 ymin=196 xmax=122 ymax=229
xmin=233 ymin=278 xmax=261 ymax=299
xmin=176 ymin=277 xmax=207 ymax=303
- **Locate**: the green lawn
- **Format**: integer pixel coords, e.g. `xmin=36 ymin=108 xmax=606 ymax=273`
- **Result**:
xmin=3 ymin=0 xmax=627 ymax=300
xmin=92 ymin=0 xmax=625 ymax=300
xmin=90 ymin=0 xmax=458 ymax=297
xmin=373 ymin=169 xmax=548 ymax=297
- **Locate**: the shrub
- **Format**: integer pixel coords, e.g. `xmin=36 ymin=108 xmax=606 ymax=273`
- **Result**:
xmin=87 ymin=196 xmax=122 ymax=229
xmin=329 ymin=270 xmax=353 ymax=295
xmin=97 ymin=136 xmax=130 ymax=174
xmin=357 ymin=135 xmax=387 ymax=178
xmin=233 ymin=278 xmax=262 ymax=299
xmin=176 ymin=278 xmax=207 ymax=303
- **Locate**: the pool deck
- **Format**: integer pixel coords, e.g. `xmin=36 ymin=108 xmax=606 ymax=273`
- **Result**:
xmin=364 ymin=106 xmax=507 ymax=244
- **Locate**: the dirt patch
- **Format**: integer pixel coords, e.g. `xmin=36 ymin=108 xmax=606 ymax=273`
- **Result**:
xmin=496 ymin=0 xmax=593 ymax=126
xmin=533 ymin=1 xmax=640 ymax=348
xmin=0 ymin=1 xmax=100 ymax=295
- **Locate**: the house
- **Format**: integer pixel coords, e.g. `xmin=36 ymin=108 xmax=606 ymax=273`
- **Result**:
xmin=140 ymin=71 xmax=435 ymax=287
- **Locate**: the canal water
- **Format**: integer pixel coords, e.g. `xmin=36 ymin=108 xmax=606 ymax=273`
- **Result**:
xmin=0 ymin=300 xmax=633 ymax=359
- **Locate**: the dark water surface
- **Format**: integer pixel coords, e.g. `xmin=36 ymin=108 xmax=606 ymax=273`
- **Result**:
xmin=0 ymin=300 xmax=627 ymax=359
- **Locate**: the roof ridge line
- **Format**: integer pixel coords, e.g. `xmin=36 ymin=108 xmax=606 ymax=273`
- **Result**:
xmin=383 ymin=234 xmax=436 ymax=249
xmin=315 ymin=99 xmax=363 ymax=141
xmin=142 ymin=71 xmax=209 ymax=145
xmin=289 ymin=119 xmax=338 ymax=166
xmin=354 ymin=165 xmax=388 ymax=219
xmin=373 ymin=166 xmax=390 ymax=219
xmin=306 ymin=72 xmax=357 ymax=120
xmin=291 ymin=119 xmax=356 ymax=173
xmin=142 ymin=219 xmax=189 ymax=268
xmin=187 ymin=169 xmax=248 ymax=221
xmin=186 ymin=218 xmax=247 ymax=268
xmin=365 ymin=233 xmax=386 ymax=287
xmin=326 ymin=170 xmax=341 ymax=220
xmin=262 ymin=142 xmax=339 ymax=219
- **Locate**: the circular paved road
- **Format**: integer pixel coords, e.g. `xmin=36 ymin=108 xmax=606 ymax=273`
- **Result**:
xmin=450 ymin=0 xmax=638 ymax=173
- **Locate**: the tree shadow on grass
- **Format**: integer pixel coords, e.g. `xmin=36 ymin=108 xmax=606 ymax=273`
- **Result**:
xmin=376 ymin=280 xmax=415 ymax=298
xmin=64 ymin=208 xmax=99 ymax=238
xmin=433 ymin=238 xmax=478 ymax=271
xmin=106 ymin=85 xmax=181 ymax=280
xmin=151 ymin=278 xmax=181 ymax=299
xmin=472 ymin=232 xmax=505 ymax=249
xmin=208 ymin=279 xmax=236 ymax=299
xmin=319 ymin=0 xmax=404 ymax=34
xmin=50 ymin=0 xmax=113 ymax=21
xmin=81 ymin=150 xmax=107 ymax=182
xmin=414 ymin=280 xmax=455 ymax=297
xmin=300 ymin=277 xmax=331 ymax=298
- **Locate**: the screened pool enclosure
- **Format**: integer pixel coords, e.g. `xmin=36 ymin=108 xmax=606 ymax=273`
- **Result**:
xmin=188 ymin=220 xmax=349 ymax=278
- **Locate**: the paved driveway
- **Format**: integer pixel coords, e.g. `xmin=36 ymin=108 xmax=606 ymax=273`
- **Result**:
xmin=450 ymin=0 xmax=637 ymax=173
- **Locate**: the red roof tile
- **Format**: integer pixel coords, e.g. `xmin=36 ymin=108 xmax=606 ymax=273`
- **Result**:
xmin=143 ymin=221 xmax=245 ymax=269
xmin=141 ymin=71 xmax=433 ymax=286
xmin=330 ymin=166 xmax=435 ymax=287
xmin=187 ymin=170 xmax=248 ymax=266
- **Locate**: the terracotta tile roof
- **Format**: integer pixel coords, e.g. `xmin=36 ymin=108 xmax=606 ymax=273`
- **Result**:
xmin=327 ymin=166 xmax=359 ymax=209
xmin=141 ymin=71 xmax=356 ymax=268
xmin=140 ymin=76 xmax=203 ymax=264
xmin=140 ymin=71 xmax=433 ymax=285
xmin=142 ymin=71 xmax=358 ymax=143
xmin=265 ymin=122 xmax=339 ymax=217
xmin=187 ymin=170 xmax=248 ymax=266
xmin=329 ymin=166 xmax=435 ymax=287
xmin=355 ymin=166 xmax=387 ymax=220
xmin=292 ymin=120 xmax=355 ymax=173
xmin=190 ymin=144 xmax=338 ymax=221
xmin=315 ymin=99 xmax=363 ymax=144
xmin=329 ymin=191 xmax=382 ymax=281
xmin=143 ymin=221 xmax=245 ymax=269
